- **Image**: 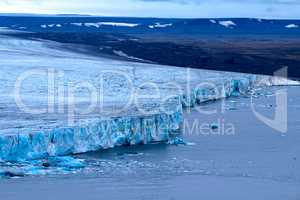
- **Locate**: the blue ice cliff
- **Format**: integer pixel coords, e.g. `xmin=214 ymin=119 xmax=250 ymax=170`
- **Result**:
xmin=0 ymin=104 xmax=183 ymax=162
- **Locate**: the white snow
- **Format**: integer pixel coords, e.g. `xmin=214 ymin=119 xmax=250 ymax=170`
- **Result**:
xmin=98 ymin=22 xmax=139 ymax=27
xmin=71 ymin=23 xmax=83 ymax=26
xmin=285 ymin=24 xmax=299 ymax=28
xmin=84 ymin=23 xmax=100 ymax=28
xmin=84 ymin=22 xmax=139 ymax=28
xmin=40 ymin=24 xmax=62 ymax=28
xmin=113 ymin=50 xmax=146 ymax=62
xmin=219 ymin=20 xmax=236 ymax=28
xmin=209 ymin=19 xmax=217 ymax=24
xmin=258 ymin=76 xmax=300 ymax=86
xmin=149 ymin=23 xmax=173 ymax=29
xmin=0 ymin=27 xmax=23 ymax=34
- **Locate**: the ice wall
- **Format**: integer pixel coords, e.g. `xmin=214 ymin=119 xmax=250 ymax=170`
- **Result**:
xmin=181 ymin=76 xmax=257 ymax=107
xmin=0 ymin=104 xmax=183 ymax=162
xmin=181 ymin=74 xmax=299 ymax=108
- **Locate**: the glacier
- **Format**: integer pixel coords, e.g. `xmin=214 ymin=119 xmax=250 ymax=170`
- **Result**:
xmin=0 ymin=30 xmax=299 ymax=163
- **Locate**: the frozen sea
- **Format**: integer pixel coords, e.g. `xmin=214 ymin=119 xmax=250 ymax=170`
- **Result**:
xmin=1 ymin=86 xmax=299 ymax=200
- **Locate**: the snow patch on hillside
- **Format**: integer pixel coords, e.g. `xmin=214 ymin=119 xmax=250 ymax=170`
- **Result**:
xmin=84 ymin=23 xmax=100 ymax=28
xmin=71 ymin=23 xmax=83 ymax=26
xmin=113 ymin=50 xmax=146 ymax=62
xmin=99 ymin=22 xmax=139 ymax=27
xmin=41 ymin=24 xmax=63 ymax=28
xmin=83 ymin=22 xmax=139 ymax=28
xmin=209 ymin=19 xmax=217 ymax=24
xmin=285 ymin=24 xmax=299 ymax=28
xmin=219 ymin=20 xmax=236 ymax=28
xmin=149 ymin=23 xmax=173 ymax=29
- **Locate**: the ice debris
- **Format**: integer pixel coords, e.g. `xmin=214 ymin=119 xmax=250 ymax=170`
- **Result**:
xmin=167 ymin=137 xmax=195 ymax=146
xmin=0 ymin=156 xmax=85 ymax=178
xmin=42 ymin=156 xmax=85 ymax=169
xmin=167 ymin=137 xmax=187 ymax=145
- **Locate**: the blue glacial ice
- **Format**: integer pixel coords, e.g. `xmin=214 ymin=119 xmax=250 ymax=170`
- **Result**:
xmin=0 ymin=105 xmax=183 ymax=162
